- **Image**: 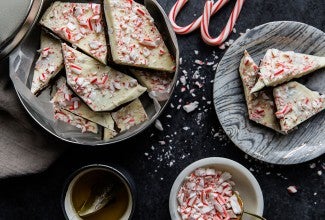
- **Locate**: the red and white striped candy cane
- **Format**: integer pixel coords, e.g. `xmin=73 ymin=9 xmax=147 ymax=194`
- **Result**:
xmin=201 ymin=0 xmax=245 ymax=46
xmin=168 ymin=0 xmax=230 ymax=35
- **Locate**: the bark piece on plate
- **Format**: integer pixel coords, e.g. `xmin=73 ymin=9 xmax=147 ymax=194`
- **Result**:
xmin=54 ymin=108 xmax=98 ymax=133
xmin=40 ymin=2 xmax=107 ymax=64
xmin=239 ymin=50 xmax=281 ymax=132
xmin=251 ymin=48 xmax=325 ymax=93
xmin=62 ymin=43 xmax=147 ymax=112
xmin=31 ymin=32 xmax=63 ymax=95
xmin=130 ymin=69 xmax=173 ymax=101
xmin=273 ymin=81 xmax=325 ymax=133
xmin=51 ymin=77 xmax=117 ymax=137
xmin=103 ymin=0 xmax=175 ymax=72
xmin=111 ymin=98 xmax=148 ymax=132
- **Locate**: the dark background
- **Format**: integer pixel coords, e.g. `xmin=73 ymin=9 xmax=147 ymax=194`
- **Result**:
xmin=0 ymin=0 xmax=324 ymax=219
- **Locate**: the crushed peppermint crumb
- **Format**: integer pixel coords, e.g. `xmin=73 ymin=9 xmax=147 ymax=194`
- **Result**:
xmin=183 ymin=101 xmax=199 ymax=113
xmin=219 ymin=43 xmax=226 ymax=50
xmin=155 ymin=119 xmax=164 ymax=131
xmin=194 ymin=50 xmax=199 ymax=55
xmin=194 ymin=59 xmax=204 ymax=65
xmin=158 ymin=140 xmax=166 ymax=145
xmin=206 ymin=61 xmax=215 ymax=66
xmin=179 ymin=75 xmax=186 ymax=85
xmin=183 ymin=126 xmax=190 ymax=131
xmin=287 ymin=186 xmax=298 ymax=194
xmin=309 ymin=163 xmax=316 ymax=169
xmin=317 ymin=170 xmax=322 ymax=176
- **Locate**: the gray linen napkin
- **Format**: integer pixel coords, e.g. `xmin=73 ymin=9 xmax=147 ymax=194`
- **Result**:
xmin=0 ymin=59 xmax=66 ymax=178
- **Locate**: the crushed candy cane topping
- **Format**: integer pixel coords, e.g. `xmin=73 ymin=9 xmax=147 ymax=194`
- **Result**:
xmin=54 ymin=108 xmax=97 ymax=133
xmin=177 ymin=168 xmax=241 ymax=220
xmin=259 ymin=49 xmax=319 ymax=85
xmin=106 ymin=0 xmax=175 ymax=71
xmin=42 ymin=2 xmax=107 ymax=63
xmin=63 ymin=45 xmax=139 ymax=111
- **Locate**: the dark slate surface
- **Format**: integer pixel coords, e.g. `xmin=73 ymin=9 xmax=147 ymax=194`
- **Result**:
xmin=0 ymin=0 xmax=324 ymax=219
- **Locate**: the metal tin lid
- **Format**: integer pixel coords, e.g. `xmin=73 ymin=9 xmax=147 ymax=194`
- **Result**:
xmin=0 ymin=0 xmax=43 ymax=60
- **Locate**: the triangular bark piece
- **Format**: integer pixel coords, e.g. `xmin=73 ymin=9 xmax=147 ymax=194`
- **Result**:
xmin=273 ymin=81 xmax=325 ymax=132
xmin=40 ymin=2 xmax=108 ymax=64
xmin=239 ymin=50 xmax=281 ymax=132
xmin=54 ymin=108 xmax=98 ymax=134
xmin=31 ymin=32 xmax=63 ymax=95
xmin=130 ymin=69 xmax=173 ymax=101
xmin=104 ymin=0 xmax=175 ymax=72
xmin=51 ymin=77 xmax=117 ymax=137
xmin=62 ymin=43 xmax=147 ymax=112
xmin=251 ymin=49 xmax=325 ymax=93
xmin=111 ymin=98 xmax=148 ymax=132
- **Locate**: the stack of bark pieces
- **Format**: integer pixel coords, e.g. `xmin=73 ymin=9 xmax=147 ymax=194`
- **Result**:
xmin=30 ymin=1 xmax=176 ymax=141
xmin=239 ymin=49 xmax=325 ymax=133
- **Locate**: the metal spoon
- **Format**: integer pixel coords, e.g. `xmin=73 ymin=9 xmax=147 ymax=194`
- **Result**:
xmin=235 ymin=192 xmax=267 ymax=220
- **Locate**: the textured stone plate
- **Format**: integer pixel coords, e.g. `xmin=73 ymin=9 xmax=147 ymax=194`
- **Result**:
xmin=213 ymin=21 xmax=325 ymax=164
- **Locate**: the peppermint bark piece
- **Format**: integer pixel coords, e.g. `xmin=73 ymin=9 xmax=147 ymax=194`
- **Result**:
xmin=51 ymin=78 xmax=117 ymax=137
xmin=273 ymin=81 xmax=325 ymax=133
xmin=62 ymin=43 xmax=147 ymax=112
xmin=54 ymin=108 xmax=98 ymax=133
xmin=251 ymin=48 xmax=325 ymax=93
xmin=103 ymin=128 xmax=118 ymax=141
xmin=111 ymin=98 xmax=148 ymax=132
xmin=104 ymin=0 xmax=175 ymax=72
xmin=31 ymin=32 xmax=63 ymax=95
xmin=239 ymin=50 xmax=281 ymax=132
xmin=130 ymin=69 xmax=173 ymax=101
xmin=40 ymin=2 xmax=107 ymax=64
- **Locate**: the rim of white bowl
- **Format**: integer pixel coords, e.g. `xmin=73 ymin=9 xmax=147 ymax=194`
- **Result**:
xmin=169 ymin=157 xmax=264 ymax=220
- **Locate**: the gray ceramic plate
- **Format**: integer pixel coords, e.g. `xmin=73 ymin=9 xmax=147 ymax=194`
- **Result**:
xmin=213 ymin=21 xmax=325 ymax=164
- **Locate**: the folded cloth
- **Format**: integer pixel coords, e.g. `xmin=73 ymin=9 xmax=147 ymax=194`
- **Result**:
xmin=0 ymin=58 xmax=66 ymax=178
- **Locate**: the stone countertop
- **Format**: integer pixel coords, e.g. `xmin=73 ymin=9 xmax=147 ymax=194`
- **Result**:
xmin=0 ymin=0 xmax=324 ymax=219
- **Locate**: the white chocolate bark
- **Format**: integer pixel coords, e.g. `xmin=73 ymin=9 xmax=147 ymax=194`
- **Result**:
xmin=31 ymin=32 xmax=63 ymax=95
xmin=40 ymin=2 xmax=107 ymax=64
xmin=273 ymin=81 xmax=325 ymax=132
xmin=51 ymin=77 xmax=117 ymax=137
xmin=54 ymin=108 xmax=98 ymax=133
xmin=62 ymin=43 xmax=147 ymax=112
xmin=251 ymin=48 xmax=325 ymax=93
xmin=239 ymin=50 xmax=281 ymax=132
xmin=104 ymin=0 xmax=175 ymax=72
xmin=112 ymin=98 xmax=148 ymax=132
xmin=103 ymin=128 xmax=117 ymax=141
xmin=130 ymin=69 xmax=173 ymax=101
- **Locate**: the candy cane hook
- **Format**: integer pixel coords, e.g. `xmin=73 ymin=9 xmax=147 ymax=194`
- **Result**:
xmin=168 ymin=0 xmax=230 ymax=35
xmin=201 ymin=0 xmax=245 ymax=46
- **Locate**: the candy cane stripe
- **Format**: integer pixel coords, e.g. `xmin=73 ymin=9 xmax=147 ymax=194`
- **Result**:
xmin=168 ymin=0 xmax=231 ymax=35
xmin=201 ymin=0 xmax=245 ymax=46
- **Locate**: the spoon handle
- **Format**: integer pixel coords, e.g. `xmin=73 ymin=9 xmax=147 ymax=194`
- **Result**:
xmin=243 ymin=211 xmax=267 ymax=220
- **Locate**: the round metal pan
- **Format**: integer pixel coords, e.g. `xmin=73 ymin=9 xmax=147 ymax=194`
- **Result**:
xmin=10 ymin=0 xmax=179 ymax=146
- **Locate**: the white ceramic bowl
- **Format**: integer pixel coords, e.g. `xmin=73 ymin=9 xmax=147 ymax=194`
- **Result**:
xmin=169 ymin=157 xmax=264 ymax=220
